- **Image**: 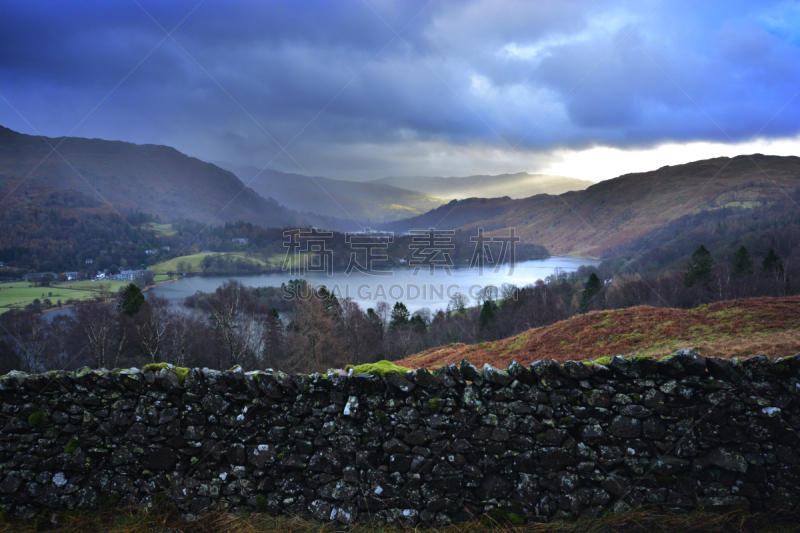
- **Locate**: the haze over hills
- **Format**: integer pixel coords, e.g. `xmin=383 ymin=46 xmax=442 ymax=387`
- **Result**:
xmin=386 ymin=154 xmax=800 ymax=257
xmin=213 ymin=162 xmax=448 ymax=223
xmin=371 ymin=172 xmax=593 ymax=199
xmin=0 ymin=126 xmax=359 ymax=231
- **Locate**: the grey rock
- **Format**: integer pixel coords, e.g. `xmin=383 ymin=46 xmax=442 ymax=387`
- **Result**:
xmin=673 ymin=349 xmax=706 ymax=376
xmin=385 ymin=372 xmax=416 ymax=393
xmin=708 ymin=448 xmax=748 ymax=473
xmin=482 ymin=364 xmax=510 ymax=386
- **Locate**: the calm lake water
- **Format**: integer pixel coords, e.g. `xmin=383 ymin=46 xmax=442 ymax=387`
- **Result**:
xmin=145 ymin=256 xmax=601 ymax=314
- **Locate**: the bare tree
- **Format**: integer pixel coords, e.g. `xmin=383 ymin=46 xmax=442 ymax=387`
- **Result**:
xmin=206 ymin=280 xmax=262 ymax=369
xmin=4 ymin=312 xmax=49 ymax=373
xmin=47 ymin=314 xmax=78 ymax=370
xmin=72 ymin=300 xmax=128 ymax=369
xmin=134 ymin=295 xmax=172 ymax=364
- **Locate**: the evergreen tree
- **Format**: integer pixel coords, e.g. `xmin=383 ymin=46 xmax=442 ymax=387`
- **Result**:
xmin=479 ymin=299 xmax=496 ymax=329
xmin=118 ymin=283 xmax=144 ymax=316
xmin=409 ymin=314 xmax=427 ymax=333
xmin=761 ymin=247 xmax=784 ymax=276
xmin=389 ymin=302 xmax=410 ymax=331
xmin=732 ymin=245 xmax=753 ymax=276
xmin=684 ymin=245 xmax=714 ymax=288
xmin=262 ymin=307 xmax=286 ymax=366
xmin=579 ymin=273 xmax=601 ymax=313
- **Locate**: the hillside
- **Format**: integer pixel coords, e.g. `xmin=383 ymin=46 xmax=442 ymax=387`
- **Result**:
xmin=0 ymin=126 xmax=302 ymax=229
xmin=397 ymin=295 xmax=800 ymax=369
xmin=387 ymin=155 xmax=800 ymax=257
xmin=372 ymin=172 xmax=593 ymax=199
xmin=215 ymin=162 xmax=449 ymax=223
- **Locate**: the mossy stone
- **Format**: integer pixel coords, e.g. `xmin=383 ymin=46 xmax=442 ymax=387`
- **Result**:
xmin=28 ymin=411 xmax=47 ymax=428
xmin=344 ymin=360 xmax=411 ymax=376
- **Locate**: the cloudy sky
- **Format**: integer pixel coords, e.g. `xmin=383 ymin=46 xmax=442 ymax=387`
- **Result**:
xmin=2 ymin=0 xmax=799 ymax=181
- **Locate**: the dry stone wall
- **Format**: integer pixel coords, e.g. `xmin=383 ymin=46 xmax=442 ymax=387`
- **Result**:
xmin=2 ymin=350 xmax=800 ymax=526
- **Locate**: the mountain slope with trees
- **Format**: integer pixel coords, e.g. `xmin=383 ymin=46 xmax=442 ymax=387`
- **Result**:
xmin=0 ymin=126 xmax=337 ymax=230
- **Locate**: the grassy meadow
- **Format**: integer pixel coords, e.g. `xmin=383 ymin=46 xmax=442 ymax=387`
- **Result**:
xmin=0 ymin=280 xmax=128 ymax=315
xmin=150 ymin=252 xmax=308 ymax=275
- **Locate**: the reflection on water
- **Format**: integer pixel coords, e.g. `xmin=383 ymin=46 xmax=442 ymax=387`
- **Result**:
xmin=148 ymin=257 xmax=600 ymax=314
xmin=42 ymin=257 xmax=600 ymax=320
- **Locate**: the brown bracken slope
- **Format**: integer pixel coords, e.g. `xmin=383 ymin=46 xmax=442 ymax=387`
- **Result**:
xmin=397 ymin=296 xmax=800 ymax=370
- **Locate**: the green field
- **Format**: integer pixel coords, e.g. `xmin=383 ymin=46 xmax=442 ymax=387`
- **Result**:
xmin=150 ymin=252 xmax=302 ymax=274
xmin=141 ymin=222 xmax=177 ymax=236
xmin=0 ymin=280 xmax=128 ymax=314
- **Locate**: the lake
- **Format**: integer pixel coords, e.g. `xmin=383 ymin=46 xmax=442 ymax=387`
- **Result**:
xmin=146 ymin=256 xmax=601 ymax=314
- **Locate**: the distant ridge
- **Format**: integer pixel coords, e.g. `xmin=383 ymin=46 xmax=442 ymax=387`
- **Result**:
xmin=213 ymin=162 xmax=448 ymax=223
xmin=371 ymin=172 xmax=593 ymax=199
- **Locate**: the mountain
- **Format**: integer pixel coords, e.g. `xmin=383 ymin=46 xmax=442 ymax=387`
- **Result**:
xmin=371 ymin=172 xmax=593 ymax=199
xmin=0 ymin=126 xmax=306 ymax=229
xmin=386 ymin=155 xmax=800 ymax=257
xmin=213 ymin=162 xmax=449 ymax=223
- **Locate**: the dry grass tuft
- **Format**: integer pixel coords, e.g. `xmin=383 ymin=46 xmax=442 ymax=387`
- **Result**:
xmin=2 ymin=507 xmax=800 ymax=533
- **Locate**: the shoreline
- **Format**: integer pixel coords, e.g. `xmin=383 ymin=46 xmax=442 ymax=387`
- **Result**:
xmin=37 ymin=278 xmax=177 ymax=316
xmin=150 ymin=255 xmax=596 ymax=279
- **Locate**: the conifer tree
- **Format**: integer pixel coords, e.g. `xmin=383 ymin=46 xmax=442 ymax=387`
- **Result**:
xmin=761 ymin=247 xmax=784 ymax=276
xmin=389 ymin=302 xmax=410 ymax=331
xmin=684 ymin=245 xmax=714 ymax=288
xmin=118 ymin=283 xmax=144 ymax=316
xmin=580 ymin=273 xmax=601 ymax=313
xmin=732 ymin=245 xmax=753 ymax=276
xmin=479 ymin=299 xmax=496 ymax=329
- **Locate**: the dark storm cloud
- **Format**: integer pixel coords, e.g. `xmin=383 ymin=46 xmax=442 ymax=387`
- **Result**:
xmin=1 ymin=0 xmax=798 ymax=179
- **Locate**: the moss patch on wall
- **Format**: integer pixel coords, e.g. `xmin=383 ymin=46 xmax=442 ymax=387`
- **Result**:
xmin=345 ymin=360 xmax=411 ymax=376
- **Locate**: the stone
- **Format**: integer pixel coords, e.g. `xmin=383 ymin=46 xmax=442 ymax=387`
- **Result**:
xmin=459 ymin=360 xmax=483 ymax=384
xmin=145 ymin=447 xmax=178 ymax=471
xmin=708 ymin=448 xmax=748 ymax=473
xmin=476 ymin=474 xmax=513 ymax=499
xmin=155 ymin=367 xmax=184 ymax=392
xmin=408 ymin=369 xmax=441 ymax=389
xmin=318 ymin=480 xmax=358 ymax=501
xmin=653 ymin=455 xmax=690 ymax=475
xmin=385 ymin=372 xmax=416 ymax=393
xmin=564 ymin=361 xmax=593 ymax=380
xmin=698 ymin=496 xmax=750 ymax=512
xmin=611 ymin=416 xmax=641 ymax=438
xmin=672 ymin=349 xmax=706 ymax=376
xmin=482 ymin=364 xmax=510 ymax=386
xmin=657 ymin=356 xmax=685 ymax=378
xmin=770 ymin=488 xmax=798 ymax=510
